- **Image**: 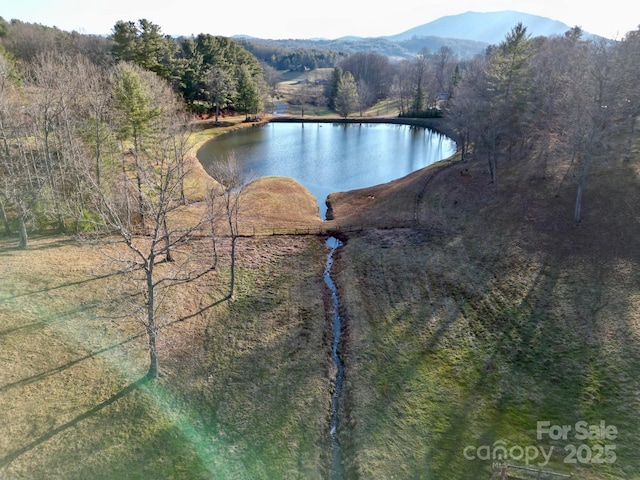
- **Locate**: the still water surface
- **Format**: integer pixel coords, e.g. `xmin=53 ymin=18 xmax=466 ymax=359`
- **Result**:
xmin=197 ymin=122 xmax=456 ymax=218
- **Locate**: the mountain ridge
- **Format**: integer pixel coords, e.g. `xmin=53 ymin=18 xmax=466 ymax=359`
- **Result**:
xmin=384 ymin=10 xmax=583 ymax=44
xmin=237 ymin=10 xmax=604 ymax=60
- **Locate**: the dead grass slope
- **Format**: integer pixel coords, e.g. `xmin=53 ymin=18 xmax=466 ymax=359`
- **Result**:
xmin=329 ymin=144 xmax=640 ymax=479
xmin=0 ymin=199 xmax=329 ymax=478
xmin=3 ymin=115 xmax=640 ymax=479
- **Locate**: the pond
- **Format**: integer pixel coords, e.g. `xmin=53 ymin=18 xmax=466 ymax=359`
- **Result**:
xmin=197 ymin=122 xmax=456 ymax=219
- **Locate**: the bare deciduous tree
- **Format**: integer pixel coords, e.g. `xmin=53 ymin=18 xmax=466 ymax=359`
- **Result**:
xmin=206 ymin=152 xmax=249 ymax=299
xmin=565 ymin=40 xmax=619 ymax=223
xmin=94 ymin=126 xmax=212 ymax=378
xmin=94 ymin=70 xmax=217 ymax=378
xmin=0 ymin=53 xmax=47 ymax=248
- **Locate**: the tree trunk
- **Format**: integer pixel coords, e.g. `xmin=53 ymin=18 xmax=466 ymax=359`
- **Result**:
xmin=135 ymin=170 xmax=145 ymax=228
xmin=573 ymin=182 xmax=584 ymax=224
xmin=146 ymin=265 xmax=159 ymax=378
xmin=133 ymin=131 xmax=145 ymax=229
xmin=214 ymin=92 xmax=220 ymax=126
xmin=487 ymin=150 xmax=498 ymax=186
xmin=95 ymin=120 xmax=102 ymax=188
xmin=147 ymin=325 xmax=159 ymax=379
xmin=163 ymin=218 xmax=173 ymax=262
xmin=18 ymin=214 xmax=28 ymax=249
xmin=0 ymin=197 xmax=9 ymax=235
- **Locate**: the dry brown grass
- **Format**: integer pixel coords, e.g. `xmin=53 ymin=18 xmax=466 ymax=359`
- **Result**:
xmin=241 ymin=176 xmax=323 ymax=228
xmin=0 ymin=230 xmax=332 ymax=479
xmin=0 ymin=122 xmax=330 ymax=478
xmin=0 ymin=236 xmax=150 ymax=477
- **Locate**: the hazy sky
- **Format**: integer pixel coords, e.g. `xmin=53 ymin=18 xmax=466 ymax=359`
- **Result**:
xmin=1 ymin=0 xmax=638 ymax=40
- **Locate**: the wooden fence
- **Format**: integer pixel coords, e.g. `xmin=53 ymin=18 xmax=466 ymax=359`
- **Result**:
xmin=491 ymin=463 xmax=572 ymax=480
xmin=183 ymin=220 xmax=422 ymax=239
xmin=230 ymin=221 xmax=420 ymax=238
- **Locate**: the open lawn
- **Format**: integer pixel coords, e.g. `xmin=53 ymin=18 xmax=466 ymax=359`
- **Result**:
xmin=0 ymin=232 xmax=332 ymax=479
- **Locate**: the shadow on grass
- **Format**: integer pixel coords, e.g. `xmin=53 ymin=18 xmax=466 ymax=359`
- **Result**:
xmin=158 ymin=240 xmax=329 ymax=479
xmin=0 ymin=235 xmax=78 ymax=254
xmin=162 ymin=294 xmax=231 ymax=329
xmin=0 ymin=294 xmax=231 ymax=393
xmin=0 ymin=376 xmax=150 ymax=469
xmin=0 ymin=270 xmax=123 ymax=303
xmin=0 ymin=301 xmax=110 ymax=337
xmin=0 ymin=333 xmax=145 ymax=393
xmin=349 ymin=238 xmax=640 ymax=478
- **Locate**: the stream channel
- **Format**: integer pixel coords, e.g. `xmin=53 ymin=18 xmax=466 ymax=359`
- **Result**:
xmin=198 ymin=122 xmax=456 ymax=476
xmin=324 ymin=236 xmax=344 ymax=479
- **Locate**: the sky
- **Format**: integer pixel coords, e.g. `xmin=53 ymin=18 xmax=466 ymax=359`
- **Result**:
xmin=1 ymin=0 xmax=638 ymax=40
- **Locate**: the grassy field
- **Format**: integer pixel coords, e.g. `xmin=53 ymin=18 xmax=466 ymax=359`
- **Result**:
xmin=0 ymin=143 xmax=332 ymax=479
xmin=2 ymin=108 xmax=640 ymax=479
xmin=0 ymin=233 xmax=333 ymax=479
xmin=272 ymin=68 xmax=401 ymax=118
xmin=329 ymin=139 xmax=640 ymax=479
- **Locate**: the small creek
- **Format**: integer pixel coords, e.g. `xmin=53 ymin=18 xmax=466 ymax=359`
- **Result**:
xmin=324 ymin=236 xmax=345 ymax=479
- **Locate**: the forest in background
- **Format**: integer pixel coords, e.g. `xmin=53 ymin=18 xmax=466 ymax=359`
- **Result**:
xmin=1 ymin=15 xmax=640 ymax=248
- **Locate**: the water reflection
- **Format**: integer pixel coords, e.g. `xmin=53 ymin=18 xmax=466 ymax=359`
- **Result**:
xmin=197 ymin=122 xmax=456 ymax=218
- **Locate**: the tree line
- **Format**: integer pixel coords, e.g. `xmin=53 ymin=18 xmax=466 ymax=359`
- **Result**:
xmin=2 ymin=16 xmax=640 ymax=233
xmin=0 ymin=16 xmax=272 ymax=248
xmin=285 ymin=48 xmax=459 ymax=118
xmin=110 ymin=19 xmax=266 ymax=117
xmin=0 ymin=17 xmax=468 ymax=121
xmin=237 ymin=39 xmax=345 ymax=71
xmin=446 ymin=24 xmax=640 ymax=222
xmin=0 ymin=21 xmax=248 ymax=377
xmin=0 ymin=17 xmax=268 ymax=118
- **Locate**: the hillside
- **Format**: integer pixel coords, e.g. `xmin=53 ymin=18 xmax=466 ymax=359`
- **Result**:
xmin=325 ymin=121 xmax=640 ymax=478
xmin=386 ymin=10 xmax=579 ymax=44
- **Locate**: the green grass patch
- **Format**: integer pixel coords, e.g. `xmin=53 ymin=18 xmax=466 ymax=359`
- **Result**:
xmin=336 ymin=228 xmax=640 ymax=479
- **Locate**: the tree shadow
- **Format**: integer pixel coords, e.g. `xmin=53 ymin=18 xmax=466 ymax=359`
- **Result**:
xmin=0 ymin=301 xmax=110 ymax=337
xmin=0 ymin=236 xmax=79 ymax=255
xmin=1 ymin=292 xmax=230 ymax=393
xmin=0 ymin=270 xmax=122 ymax=302
xmin=0 ymin=333 xmax=146 ymax=393
xmin=160 ymin=294 xmax=231 ymax=331
xmin=0 ymin=376 xmax=150 ymax=468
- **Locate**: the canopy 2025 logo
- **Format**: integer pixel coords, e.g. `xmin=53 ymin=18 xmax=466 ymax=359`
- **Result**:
xmin=537 ymin=420 xmax=617 ymax=465
xmin=463 ymin=420 xmax=618 ymax=467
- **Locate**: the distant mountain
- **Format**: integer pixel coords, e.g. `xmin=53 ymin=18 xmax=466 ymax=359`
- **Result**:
xmin=239 ymin=10 xmax=603 ymax=65
xmin=386 ymin=10 xmax=579 ymax=45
